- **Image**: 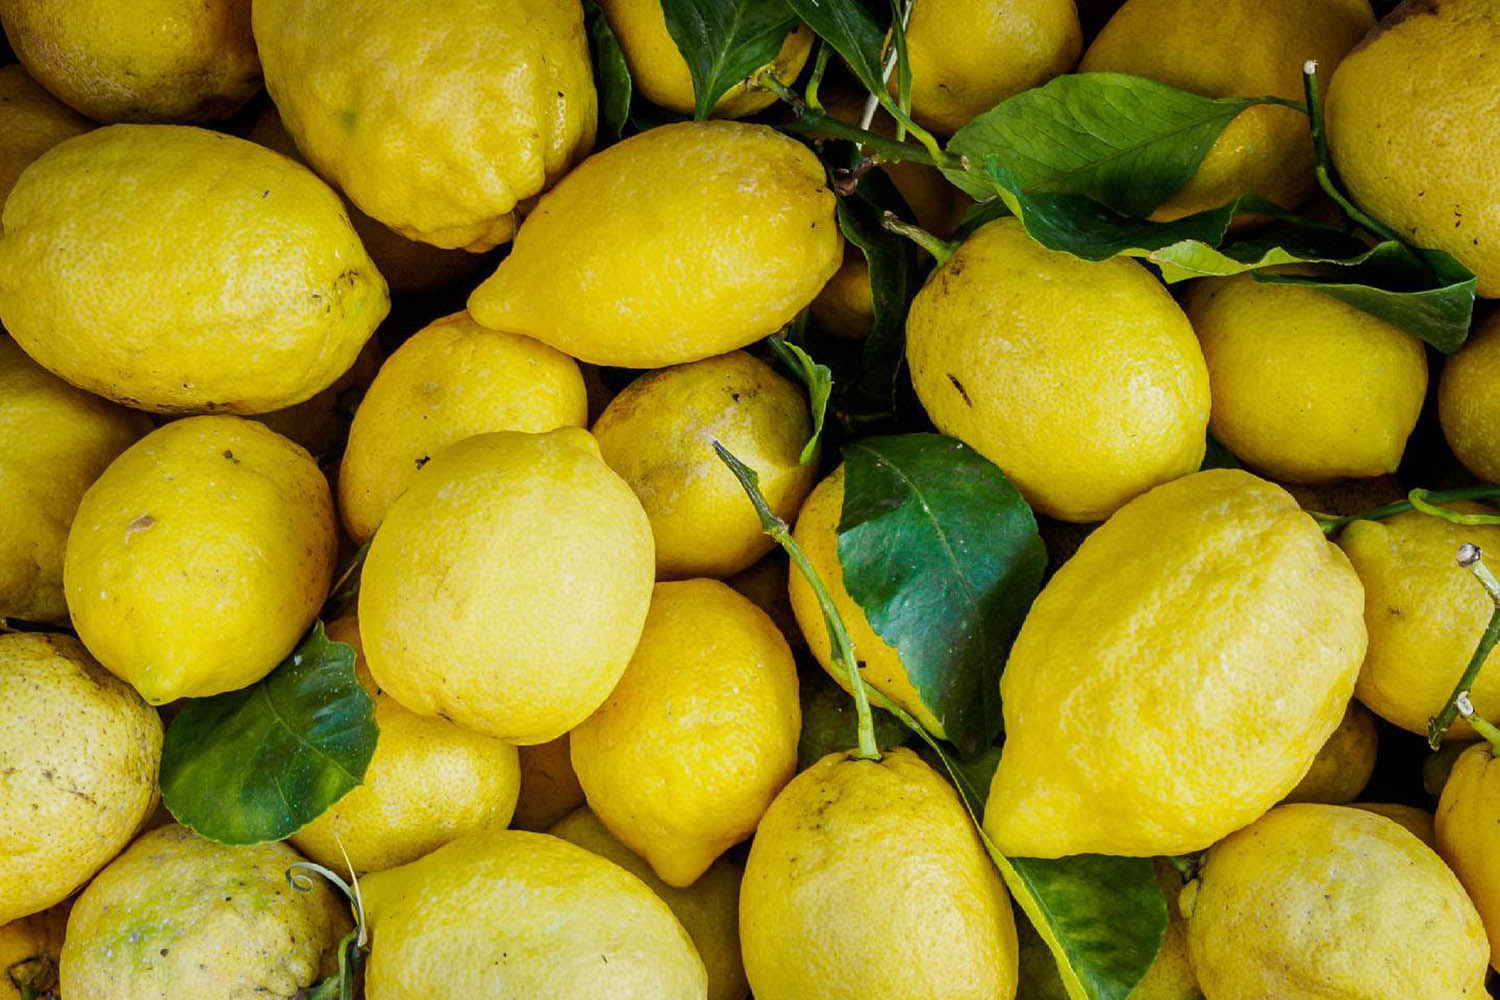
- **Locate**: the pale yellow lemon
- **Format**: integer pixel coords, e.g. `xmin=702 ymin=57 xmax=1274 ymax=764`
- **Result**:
xmin=1282 ymin=699 xmax=1378 ymax=805
xmin=0 ymin=65 xmax=91 ymax=235
xmin=1440 ymin=311 xmax=1500 ymax=483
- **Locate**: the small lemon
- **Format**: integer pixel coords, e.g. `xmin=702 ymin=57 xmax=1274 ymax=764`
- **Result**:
xmin=512 ymin=734 xmax=587 ymax=832
xmin=592 ymin=351 xmax=818 ymax=579
xmin=60 ymin=825 xmax=350 ymax=1000
xmin=1353 ymin=802 xmax=1437 ymax=848
xmin=288 ymin=615 xmax=521 ymax=875
xmin=252 ymin=339 xmax=383 ymax=462
xmin=0 ymin=125 xmax=387 ymax=414
xmin=468 ymin=121 xmax=841 ymax=369
xmin=1283 ymin=699 xmax=1378 ymax=804
xmin=361 ymin=829 xmax=707 ymax=999
xmin=1184 ymin=275 xmax=1427 ymax=483
xmin=985 ymin=469 xmax=1366 ymax=858
xmin=254 ymin=0 xmax=596 ymax=251
xmin=338 ymin=311 xmax=587 ymax=542
xmin=359 ymin=428 xmax=654 ymax=744
xmin=0 ymin=633 xmax=161 ymax=924
xmin=1440 ymin=311 xmax=1500 ymax=483
xmin=741 ymin=747 xmax=1019 ymax=1000
xmin=571 ymin=579 xmax=800 ymax=887
xmin=1184 ymin=803 xmax=1489 ymax=999
xmin=553 ymin=807 xmax=748 ymax=1000
xmin=811 ymin=251 xmax=876 ymax=340
xmin=64 ymin=416 xmax=338 ymax=703
xmin=726 ymin=553 xmax=802 ymax=650
xmin=0 ymin=65 xmax=90 ymax=235
xmin=906 ymin=217 xmax=1209 ymax=522
xmin=1436 ymin=743 xmax=1500 ymax=970
xmin=0 ymin=901 xmax=68 ymax=1000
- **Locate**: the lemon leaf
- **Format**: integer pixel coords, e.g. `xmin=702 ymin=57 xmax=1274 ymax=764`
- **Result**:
xmin=659 ymin=0 xmax=798 ymax=120
xmin=767 ymin=335 xmax=831 ymax=465
xmin=783 ymin=0 xmax=886 ymax=96
xmin=585 ymin=0 xmax=632 ymax=140
xmin=159 ymin=623 xmax=377 ymax=845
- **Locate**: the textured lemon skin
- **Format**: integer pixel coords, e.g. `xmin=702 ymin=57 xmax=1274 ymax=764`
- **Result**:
xmin=1185 ymin=804 xmax=1489 ymax=999
xmin=600 ymin=0 xmax=811 ymax=118
xmin=1437 ymin=744 xmax=1500 ymax=971
xmin=512 ymin=734 xmax=587 ymax=831
xmin=897 ymin=0 xmax=1081 ymax=134
xmin=0 ymin=338 xmax=151 ymax=622
xmin=1185 ymin=275 xmax=1427 ymax=483
xmin=1338 ymin=505 xmax=1500 ymax=739
xmin=1282 ymin=699 xmax=1377 ymax=804
xmin=907 ymin=218 xmax=1209 ymax=523
xmin=788 ymin=467 xmax=945 ymax=736
xmin=1328 ymin=0 xmax=1500 ymax=296
xmin=254 ymin=0 xmax=595 ymax=251
xmin=593 ymin=351 xmax=817 ymax=579
xmin=571 ymin=580 xmax=800 ymax=888
xmin=553 ymin=807 xmax=748 ymax=1000
xmin=60 ymin=825 xmax=350 ymax=1000
xmin=289 ymin=615 xmax=520 ymax=876
xmin=359 ymin=428 xmax=654 ymax=744
xmin=741 ymin=748 xmax=1018 ymax=1000
xmin=1440 ymin=311 xmax=1500 ymax=482
xmin=0 ymin=634 xmax=161 ymax=924
xmin=0 ymin=0 xmax=260 ymax=123
xmin=0 ymin=66 xmax=90 ymax=236
xmin=63 ymin=416 xmax=338 ymax=703
xmin=361 ymin=829 xmax=707 ymax=1000
xmin=985 ymin=469 xmax=1366 ymax=858
xmin=811 ymin=252 xmax=876 ymax=339
xmin=0 ymin=901 xmax=69 ymax=1000
xmin=0 ymin=125 xmax=387 ymax=414
xmin=339 ymin=311 xmax=587 ymax=542
xmin=468 ymin=121 xmax=841 ymax=368
xmin=1083 ymin=0 xmax=1372 ymax=221
xmin=1354 ymin=802 xmax=1437 ymax=847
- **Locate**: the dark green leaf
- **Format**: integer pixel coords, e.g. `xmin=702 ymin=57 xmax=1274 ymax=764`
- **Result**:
xmin=659 ymin=0 xmax=797 ymax=120
xmin=837 ymin=434 xmax=1045 ymax=754
xmin=783 ymin=0 xmax=886 ymax=95
xmin=887 ymin=0 xmax=912 ymax=118
xmin=159 ymin=623 xmax=378 ymax=845
xmin=952 ymin=196 xmax=1012 ymax=241
xmin=767 ymin=335 xmax=831 ymax=464
xmin=1201 ymin=435 xmax=1240 ymax=471
xmin=585 ymin=1 xmax=632 ymax=139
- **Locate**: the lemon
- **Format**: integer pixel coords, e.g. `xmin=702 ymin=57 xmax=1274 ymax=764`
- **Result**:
xmin=338 ymin=311 xmax=588 ymax=542
xmin=1082 ymin=0 xmax=1373 ymax=220
xmin=741 ymin=747 xmax=1018 ymax=1000
xmin=64 ymin=416 xmax=338 ymax=703
xmin=288 ymin=615 xmax=521 ymax=875
xmin=359 ymin=428 xmax=654 ymax=744
xmin=1184 ymin=275 xmax=1427 ymax=483
xmin=897 ymin=0 xmax=1082 ymax=134
xmin=60 ymin=825 xmax=350 ymax=1000
xmin=0 ymin=901 xmax=68 ymax=1000
xmin=592 ymin=351 xmax=818 ymax=579
xmin=727 ymin=553 xmax=802 ymax=650
xmin=0 ymin=0 xmax=260 ymax=123
xmin=254 ymin=0 xmax=596 ymax=251
xmin=552 ymin=807 xmax=748 ymax=1000
xmin=1283 ymin=699 xmax=1377 ymax=804
xmin=1327 ymin=0 xmax=1500 ymax=296
xmin=361 ymin=829 xmax=707 ymax=999
xmin=789 ymin=466 xmax=945 ymax=735
xmin=1338 ymin=504 xmax=1500 ymax=739
xmin=1183 ymin=803 xmax=1489 ymax=999
xmin=0 ymin=338 xmax=151 ymax=622
xmin=906 ymin=217 xmax=1209 ymax=522
xmin=512 ymin=734 xmax=587 ymax=831
xmin=1440 ymin=311 xmax=1500 ymax=483
xmin=600 ymin=0 xmax=811 ymax=118
xmin=1437 ymin=743 xmax=1500 ymax=970
xmin=0 ymin=633 xmax=161 ymax=924
xmin=1353 ymin=802 xmax=1437 ymax=848
xmin=0 ymin=125 xmax=387 ymax=414
xmin=811 ymin=251 xmax=876 ymax=339
xmin=468 ymin=121 xmax=841 ymax=368
xmin=985 ymin=469 xmax=1366 ymax=858
xmin=0 ymin=65 xmax=90 ymax=235
xmin=571 ymin=579 xmax=800 ymax=887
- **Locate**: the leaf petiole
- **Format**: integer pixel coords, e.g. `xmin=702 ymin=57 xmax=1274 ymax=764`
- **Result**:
xmin=758 ymin=70 xmax=939 ymax=167
xmin=1300 ymin=60 xmax=1403 ymax=245
xmin=1315 ymin=485 xmax=1500 ymax=536
xmin=880 ymin=212 xmax=957 ymax=264
xmin=1429 ymin=544 xmax=1500 ymax=748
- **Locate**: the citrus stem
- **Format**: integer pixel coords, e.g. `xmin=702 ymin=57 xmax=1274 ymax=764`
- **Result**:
xmin=805 ymin=43 xmax=832 ymax=112
xmin=1428 ymin=544 xmax=1500 ymax=748
xmin=881 ymin=212 xmax=957 ymax=264
xmin=1316 ymin=485 xmax=1500 ymax=536
xmin=714 ymin=442 xmax=881 ymax=760
xmin=760 ymin=72 xmax=938 ymax=168
xmin=1300 ymin=60 xmax=1404 ymax=246
xmin=859 ymin=0 xmax=914 ymax=133
xmin=1409 ymin=489 xmax=1500 ymax=526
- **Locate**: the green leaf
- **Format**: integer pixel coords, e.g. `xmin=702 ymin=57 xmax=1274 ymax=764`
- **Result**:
xmin=585 ymin=0 xmax=632 ymax=139
xmin=836 ymin=434 xmax=1045 ymax=755
xmin=1201 ymin=435 xmax=1241 ymax=471
xmin=946 ymin=73 xmax=1300 ymax=217
xmin=659 ymin=0 xmax=796 ymax=120
xmin=783 ymin=0 xmax=886 ymax=95
xmin=767 ymin=335 xmax=831 ymax=464
xmin=159 ymin=623 xmax=378 ymax=845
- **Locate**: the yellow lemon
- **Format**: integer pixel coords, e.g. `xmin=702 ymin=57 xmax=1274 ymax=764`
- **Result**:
xmin=1082 ymin=0 xmax=1373 ymax=220
xmin=338 ymin=311 xmax=587 ymax=542
xmin=0 ymin=901 xmax=68 ymax=1000
xmin=1353 ymin=802 xmax=1437 ymax=848
xmin=361 ymin=829 xmax=707 ymax=999
xmin=1436 ymin=742 xmax=1500 ymax=970
xmin=906 ymin=217 xmax=1209 ymax=522
xmin=0 ymin=125 xmax=387 ymax=414
xmin=64 ymin=416 xmax=338 ymax=703
xmin=1440 ymin=311 xmax=1500 ymax=483
xmin=512 ymin=734 xmax=587 ymax=832
xmin=253 ymin=0 xmax=596 ymax=251
xmin=1283 ymin=699 xmax=1378 ymax=804
xmin=985 ymin=469 xmax=1366 ymax=858
xmin=359 ymin=428 xmax=654 ymax=744
xmin=1183 ymin=803 xmax=1489 ymax=999
xmin=811 ymin=251 xmax=876 ymax=339
xmin=1184 ymin=275 xmax=1427 ymax=482
xmin=592 ymin=351 xmax=817 ymax=579
xmin=0 ymin=65 xmax=90 ymax=235
xmin=468 ymin=121 xmax=841 ymax=368
xmin=741 ymin=747 xmax=1018 ymax=1000
xmin=252 ymin=338 xmax=382 ymax=462
xmin=571 ymin=579 xmax=800 ymax=887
